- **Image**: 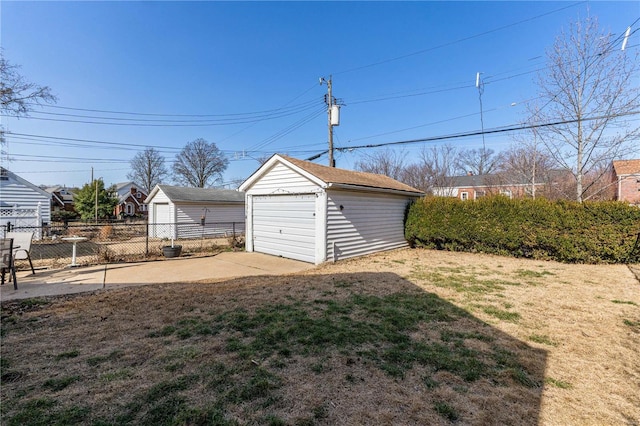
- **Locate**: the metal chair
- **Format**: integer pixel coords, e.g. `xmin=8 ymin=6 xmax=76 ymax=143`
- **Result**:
xmin=7 ymin=232 xmax=35 ymax=274
xmin=1 ymin=238 xmax=18 ymax=290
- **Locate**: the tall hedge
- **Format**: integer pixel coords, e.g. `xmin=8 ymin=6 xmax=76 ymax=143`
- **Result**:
xmin=405 ymin=196 xmax=640 ymax=264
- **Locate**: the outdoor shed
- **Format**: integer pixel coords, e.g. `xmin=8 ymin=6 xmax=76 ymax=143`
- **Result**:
xmin=239 ymin=155 xmax=424 ymax=264
xmin=0 ymin=167 xmax=51 ymax=239
xmin=145 ymin=184 xmax=245 ymax=239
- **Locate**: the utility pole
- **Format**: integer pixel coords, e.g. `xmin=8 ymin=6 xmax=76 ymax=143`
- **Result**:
xmin=320 ymin=75 xmax=338 ymax=167
xmin=476 ymin=72 xmax=487 ymax=174
xmin=95 ymin=178 xmax=98 ymax=224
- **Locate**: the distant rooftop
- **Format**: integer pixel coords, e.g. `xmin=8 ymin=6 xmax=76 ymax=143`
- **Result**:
xmin=155 ymin=185 xmax=244 ymax=203
xmin=613 ymin=159 xmax=640 ymax=176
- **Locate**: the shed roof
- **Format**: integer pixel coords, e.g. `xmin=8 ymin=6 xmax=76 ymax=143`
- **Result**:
xmin=242 ymin=155 xmax=423 ymax=195
xmin=147 ymin=185 xmax=245 ymax=204
xmin=613 ymin=159 xmax=640 ymax=176
xmin=0 ymin=167 xmax=51 ymax=199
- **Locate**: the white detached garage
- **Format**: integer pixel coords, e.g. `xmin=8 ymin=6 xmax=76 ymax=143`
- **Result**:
xmin=239 ymin=155 xmax=424 ymax=264
xmin=145 ymin=185 xmax=245 ymax=239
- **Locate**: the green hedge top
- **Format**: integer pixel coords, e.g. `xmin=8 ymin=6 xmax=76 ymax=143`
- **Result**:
xmin=405 ymin=196 xmax=640 ymax=264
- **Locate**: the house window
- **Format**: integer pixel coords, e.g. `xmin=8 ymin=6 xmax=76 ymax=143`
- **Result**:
xmin=461 ymin=192 xmax=469 ymax=201
xmin=475 ymin=191 xmax=486 ymax=199
xmin=125 ymin=203 xmax=134 ymax=215
xmin=500 ymin=190 xmax=513 ymax=199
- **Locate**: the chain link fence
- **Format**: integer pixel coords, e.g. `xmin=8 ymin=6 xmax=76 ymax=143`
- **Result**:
xmin=1 ymin=221 xmax=245 ymax=271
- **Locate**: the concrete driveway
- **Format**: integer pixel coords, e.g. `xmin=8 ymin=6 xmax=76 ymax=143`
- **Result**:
xmin=0 ymin=252 xmax=314 ymax=301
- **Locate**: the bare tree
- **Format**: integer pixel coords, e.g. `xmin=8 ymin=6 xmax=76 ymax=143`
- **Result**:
xmin=1 ymin=51 xmax=56 ymax=116
xmin=405 ymin=144 xmax=461 ymax=194
xmin=581 ymin=160 xmax=617 ymax=201
xmin=401 ymin=162 xmax=432 ymax=193
xmin=529 ymin=15 xmax=640 ymax=202
xmin=173 ymin=138 xmax=229 ymax=188
xmin=498 ymin=143 xmax=556 ymax=198
xmin=128 ymin=147 xmax=168 ymax=194
xmin=1 ymin=51 xmax=56 ymax=160
xmin=354 ymin=148 xmax=406 ymax=181
xmin=456 ymin=147 xmax=502 ymax=176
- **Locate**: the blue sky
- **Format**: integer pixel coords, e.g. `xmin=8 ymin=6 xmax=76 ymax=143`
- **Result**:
xmin=1 ymin=1 xmax=638 ymax=188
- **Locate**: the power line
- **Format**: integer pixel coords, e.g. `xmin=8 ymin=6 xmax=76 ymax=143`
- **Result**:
xmin=29 ymin=97 xmax=320 ymax=119
xmin=5 ymin=100 xmax=324 ymax=127
xmin=4 ymin=132 xmax=183 ymax=151
xmin=317 ymin=110 xmax=640 ymax=154
xmin=332 ymin=2 xmax=587 ymax=75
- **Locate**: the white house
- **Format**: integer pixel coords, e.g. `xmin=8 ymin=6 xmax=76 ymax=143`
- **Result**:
xmin=239 ymin=155 xmax=424 ymax=264
xmin=145 ymin=184 xmax=245 ymax=239
xmin=0 ymin=168 xmax=51 ymax=238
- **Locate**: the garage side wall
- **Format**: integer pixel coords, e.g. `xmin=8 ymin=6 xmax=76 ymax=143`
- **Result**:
xmin=326 ymin=190 xmax=412 ymax=261
xmin=175 ymin=203 xmax=245 ymax=237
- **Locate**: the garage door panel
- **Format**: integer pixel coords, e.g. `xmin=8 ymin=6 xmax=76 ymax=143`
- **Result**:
xmin=253 ymin=227 xmax=316 ymax=238
xmin=252 ymin=194 xmax=316 ymax=263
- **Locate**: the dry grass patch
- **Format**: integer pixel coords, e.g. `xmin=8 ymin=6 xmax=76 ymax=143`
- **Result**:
xmin=1 ymin=248 xmax=639 ymax=425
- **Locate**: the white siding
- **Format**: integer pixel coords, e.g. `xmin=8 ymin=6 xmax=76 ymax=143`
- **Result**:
xmin=326 ymin=190 xmax=412 ymax=261
xmin=246 ymin=163 xmax=322 ymax=195
xmin=175 ymin=203 xmax=245 ymax=238
xmin=1 ymin=174 xmax=51 ymax=238
xmin=251 ymin=194 xmax=316 ymax=263
xmin=147 ymin=188 xmax=172 ymax=224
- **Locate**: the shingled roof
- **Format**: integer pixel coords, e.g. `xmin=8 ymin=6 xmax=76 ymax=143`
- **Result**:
xmin=613 ymin=159 xmax=640 ymax=176
xmin=148 ymin=185 xmax=244 ymax=203
xmin=280 ymin=155 xmax=423 ymax=195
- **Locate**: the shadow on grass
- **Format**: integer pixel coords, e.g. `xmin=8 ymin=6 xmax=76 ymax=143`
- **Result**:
xmin=0 ymin=272 xmax=547 ymax=425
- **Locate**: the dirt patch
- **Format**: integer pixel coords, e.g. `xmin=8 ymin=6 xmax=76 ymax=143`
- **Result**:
xmin=1 ymin=248 xmax=638 ymax=425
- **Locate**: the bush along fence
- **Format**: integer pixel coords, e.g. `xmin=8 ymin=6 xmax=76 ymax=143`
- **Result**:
xmin=1 ymin=221 xmax=245 ymax=270
xmin=405 ymin=196 xmax=640 ymax=264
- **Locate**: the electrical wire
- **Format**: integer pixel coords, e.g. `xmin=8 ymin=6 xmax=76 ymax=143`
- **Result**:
xmin=332 ymin=1 xmax=587 ymax=75
xmin=333 ymin=110 xmax=640 ymax=153
xmin=28 ymin=97 xmax=320 ymax=119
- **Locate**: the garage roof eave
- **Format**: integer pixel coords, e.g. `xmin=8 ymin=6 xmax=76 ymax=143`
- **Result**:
xmin=326 ymin=182 xmax=425 ymax=197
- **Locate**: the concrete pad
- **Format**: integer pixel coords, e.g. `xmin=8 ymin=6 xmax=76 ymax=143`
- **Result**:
xmin=0 ymin=252 xmax=314 ymax=301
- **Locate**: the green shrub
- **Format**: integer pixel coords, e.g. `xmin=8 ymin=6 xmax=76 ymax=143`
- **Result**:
xmin=405 ymin=196 xmax=640 ymax=264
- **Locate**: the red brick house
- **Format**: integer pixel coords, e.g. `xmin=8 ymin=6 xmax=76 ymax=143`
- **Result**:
xmin=433 ymin=173 xmax=548 ymax=200
xmin=612 ymin=159 xmax=640 ymax=205
xmin=113 ymin=182 xmax=148 ymax=218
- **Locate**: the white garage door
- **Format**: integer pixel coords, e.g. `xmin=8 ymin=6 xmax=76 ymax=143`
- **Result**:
xmin=152 ymin=203 xmax=171 ymax=238
xmin=252 ymin=194 xmax=316 ymax=263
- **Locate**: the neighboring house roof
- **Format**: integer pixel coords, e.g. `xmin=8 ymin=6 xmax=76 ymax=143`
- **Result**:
xmin=112 ymin=182 xmax=146 ymax=204
xmin=120 ymin=193 xmax=142 ymax=207
xmin=43 ymin=186 xmax=75 ymax=202
xmin=613 ymin=159 xmax=640 ymax=176
xmin=437 ymin=170 xmax=568 ymax=189
xmin=115 ymin=181 xmax=138 ymax=191
xmin=146 ymin=185 xmax=245 ymax=204
xmin=241 ymin=154 xmax=424 ymax=195
xmin=445 ymin=174 xmax=497 ymax=187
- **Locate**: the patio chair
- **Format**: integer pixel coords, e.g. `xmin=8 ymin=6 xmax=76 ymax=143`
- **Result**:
xmin=6 ymin=231 xmax=35 ymax=275
xmin=1 ymin=238 xmax=18 ymax=289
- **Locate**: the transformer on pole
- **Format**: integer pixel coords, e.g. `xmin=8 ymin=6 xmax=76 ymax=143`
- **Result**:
xmin=320 ymin=75 xmax=340 ymax=167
